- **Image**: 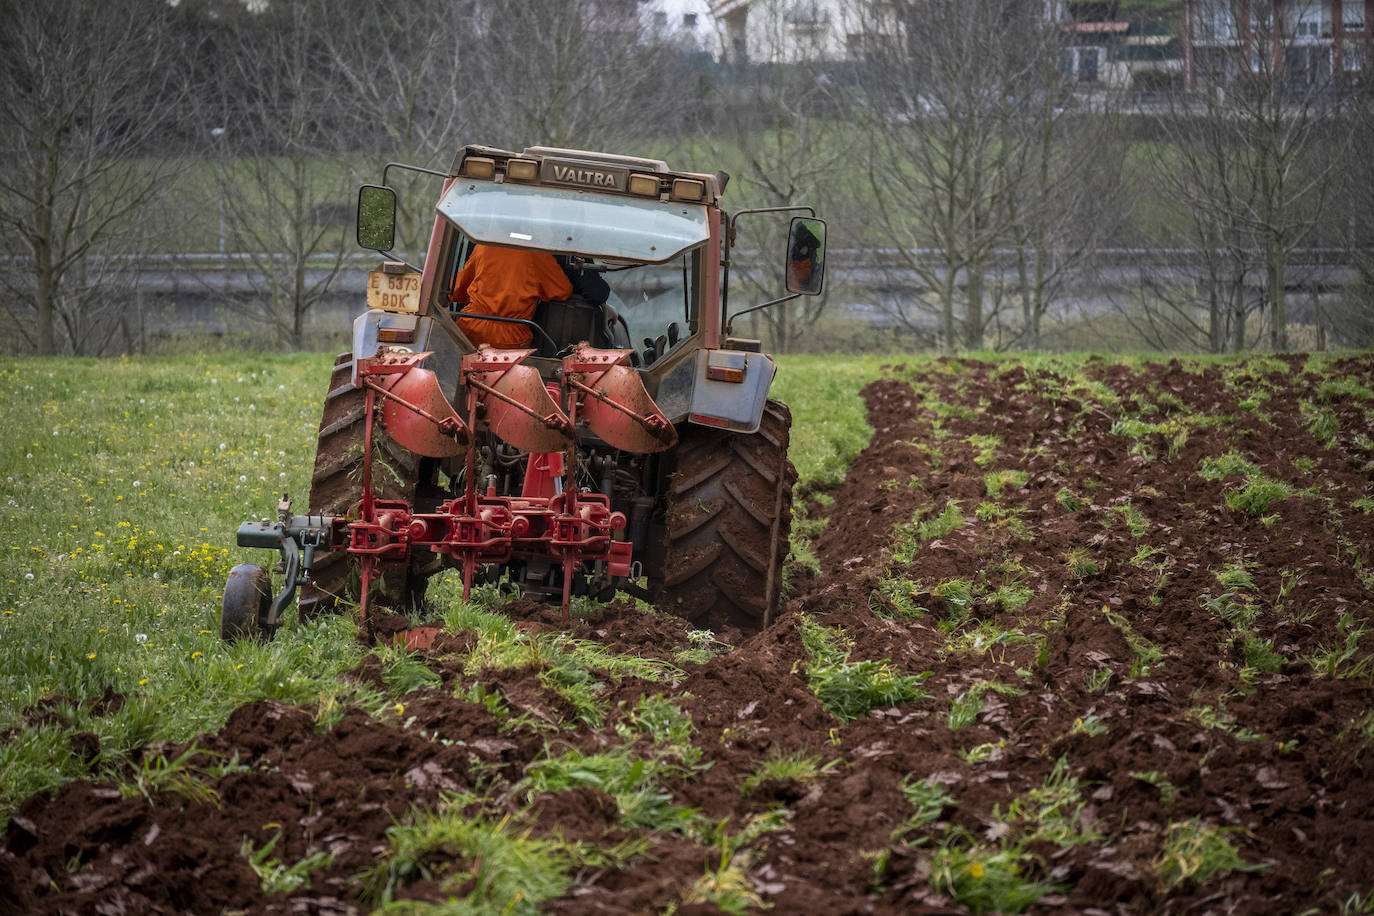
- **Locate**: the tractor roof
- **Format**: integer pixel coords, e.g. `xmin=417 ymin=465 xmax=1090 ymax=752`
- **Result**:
xmin=449 ymin=144 xmax=726 ymax=207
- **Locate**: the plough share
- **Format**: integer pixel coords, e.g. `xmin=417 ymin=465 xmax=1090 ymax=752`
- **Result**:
xmin=225 ymin=343 xmax=674 ymax=647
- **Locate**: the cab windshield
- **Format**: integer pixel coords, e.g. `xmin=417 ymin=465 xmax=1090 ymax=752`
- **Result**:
xmin=438 ymin=181 xmax=709 ymax=263
xmin=600 ymin=250 xmax=698 ymax=364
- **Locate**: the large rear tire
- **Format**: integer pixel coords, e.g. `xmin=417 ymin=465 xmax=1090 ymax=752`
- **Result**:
xmin=298 ymin=353 xmax=430 ymax=619
xmin=656 ymin=399 xmax=796 ymax=631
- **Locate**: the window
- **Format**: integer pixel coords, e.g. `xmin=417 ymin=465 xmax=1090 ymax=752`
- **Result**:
xmin=1289 ymin=0 xmax=1323 ymax=36
xmin=683 ymin=12 xmax=697 ymax=28
xmin=1061 ymin=46 xmax=1104 ymax=81
xmin=603 ymin=251 xmax=700 ymax=363
xmin=1199 ymin=1 xmax=1236 ymax=40
xmin=1344 ymin=2 xmax=1366 ymax=30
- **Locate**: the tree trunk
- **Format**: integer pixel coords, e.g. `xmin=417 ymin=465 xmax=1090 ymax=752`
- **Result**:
xmin=1016 ymin=248 xmax=1033 ymax=349
xmin=35 ymin=241 xmax=56 ymax=356
xmin=1267 ymin=253 xmax=1287 ymax=350
xmin=1229 ymin=279 xmax=1247 ymax=352
xmin=964 ymin=267 xmax=983 ymax=349
xmin=1206 ymin=274 xmax=1223 ymax=353
xmin=940 ymin=269 xmax=957 ymax=354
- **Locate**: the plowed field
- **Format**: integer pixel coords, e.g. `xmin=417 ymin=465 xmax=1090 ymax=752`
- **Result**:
xmin=4 ymin=354 xmax=1374 ymax=915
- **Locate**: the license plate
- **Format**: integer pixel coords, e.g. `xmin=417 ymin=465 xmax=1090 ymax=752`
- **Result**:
xmin=366 ymin=270 xmax=423 ymax=313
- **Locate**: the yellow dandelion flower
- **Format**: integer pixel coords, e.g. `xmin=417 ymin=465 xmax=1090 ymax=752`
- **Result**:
xmin=393 ymin=702 xmax=405 ymax=716
xmin=191 ymin=651 xmax=203 ymax=659
xmin=86 ymin=653 xmax=96 ymax=659
xmin=969 ymin=863 xmax=984 ymax=879
xmin=139 ymin=679 xmax=148 ymax=686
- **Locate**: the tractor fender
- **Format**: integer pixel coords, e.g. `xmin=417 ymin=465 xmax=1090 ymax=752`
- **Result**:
xmin=685 ymin=348 xmax=776 ymax=434
xmin=349 ymin=310 xmax=463 ymax=397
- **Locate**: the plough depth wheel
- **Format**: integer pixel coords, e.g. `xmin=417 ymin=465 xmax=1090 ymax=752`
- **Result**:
xmin=221 ymin=563 xmax=272 ymax=641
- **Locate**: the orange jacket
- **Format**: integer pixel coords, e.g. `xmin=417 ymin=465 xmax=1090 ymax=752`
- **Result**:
xmin=450 ymin=245 xmax=572 ymax=348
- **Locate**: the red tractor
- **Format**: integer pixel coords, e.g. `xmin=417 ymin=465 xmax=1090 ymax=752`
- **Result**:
xmin=222 ymin=144 xmax=826 ymax=645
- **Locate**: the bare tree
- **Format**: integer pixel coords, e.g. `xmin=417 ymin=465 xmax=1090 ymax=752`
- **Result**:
xmin=1321 ymin=75 xmax=1374 ymax=347
xmin=465 ymin=0 xmax=681 ymax=152
xmin=1138 ymin=0 xmax=1336 ymax=351
xmin=1000 ymin=89 xmax=1128 ymax=350
xmin=204 ymin=0 xmax=354 ymax=349
xmin=699 ymin=1 xmax=852 ymax=351
xmin=853 ymin=0 xmax=1071 ymax=351
xmin=318 ymin=0 xmax=485 ymax=258
xmin=0 ymin=0 xmax=189 ymax=355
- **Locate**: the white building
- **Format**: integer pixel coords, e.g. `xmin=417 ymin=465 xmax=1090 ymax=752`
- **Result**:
xmin=642 ymin=0 xmax=865 ymax=63
xmin=709 ymin=0 xmax=861 ymax=63
xmin=641 ymin=0 xmax=717 ymax=51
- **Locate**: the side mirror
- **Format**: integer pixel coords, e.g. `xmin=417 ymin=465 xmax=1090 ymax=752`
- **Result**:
xmin=784 ymin=216 xmax=826 ymax=295
xmin=357 ymin=185 xmax=397 ymax=252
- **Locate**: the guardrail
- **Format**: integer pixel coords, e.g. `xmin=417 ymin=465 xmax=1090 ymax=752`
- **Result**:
xmin=0 ymin=247 xmax=1362 ymax=273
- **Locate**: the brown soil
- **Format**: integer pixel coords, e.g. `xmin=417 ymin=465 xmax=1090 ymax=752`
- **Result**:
xmin=4 ymin=354 xmax=1373 ymax=915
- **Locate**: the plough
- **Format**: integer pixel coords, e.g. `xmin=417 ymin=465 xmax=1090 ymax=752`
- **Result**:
xmin=222 ymin=343 xmax=674 ymax=646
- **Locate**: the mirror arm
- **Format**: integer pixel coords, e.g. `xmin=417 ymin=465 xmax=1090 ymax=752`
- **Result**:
xmin=725 ymin=293 xmax=800 ymax=336
xmin=381 ymin=162 xmax=449 ymax=185
xmin=721 ymin=206 xmax=815 ymax=340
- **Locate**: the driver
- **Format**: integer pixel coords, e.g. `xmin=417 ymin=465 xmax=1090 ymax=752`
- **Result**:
xmin=450 ymin=244 xmax=572 ymax=348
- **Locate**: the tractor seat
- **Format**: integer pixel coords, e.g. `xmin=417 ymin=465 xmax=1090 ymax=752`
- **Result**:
xmin=531 ymin=296 xmax=613 ymax=358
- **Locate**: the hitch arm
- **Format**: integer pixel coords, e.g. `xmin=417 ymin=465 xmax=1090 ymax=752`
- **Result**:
xmin=236 ymin=514 xmax=339 ymax=627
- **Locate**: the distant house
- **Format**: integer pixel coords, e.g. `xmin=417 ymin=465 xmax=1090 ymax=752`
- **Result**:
xmin=642 ymin=0 xmax=716 ymax=51
xmin=706 ymin=0 xmax=865 ymax=63
xmin=702 ymin=0 xmax=1185 ymax=89
xmin=1058 ymin=1 xmax=1184 ymax=87
xmin=1182 ymin=0 xmax=1371 ymax=85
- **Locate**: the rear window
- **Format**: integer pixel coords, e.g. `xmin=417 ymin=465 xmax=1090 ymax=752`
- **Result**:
xmin=437 ymin=181 xmax=709 ymax=264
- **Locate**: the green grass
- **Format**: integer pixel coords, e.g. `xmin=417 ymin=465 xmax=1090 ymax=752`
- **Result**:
xmin=741 ymin=752 xmax=838 ymax=795
xmin=948 ymin=681 xmax=1024 ymax=730
xmin=873 ymin=576 xmax=927 ymax=619
xmin=1055 ymin=488 xmax=1084 ymax=512
xmin=933 ymin=578 xmax=977 ymax=622
xmin=900 ymin=775 xmax=957 ymax=829
xmin=927 ymin=833 xmax=1060 ymax=914
xmin=522 ymin=745 xmax=700 ymax=833
xmin=769 ymin=354 xmax=899 ymax=488
xmin=1104 ymin=607 xmax=1165 ymax=678
xmin=1154 ymin=819 xmax=1266 ymax=890
xmin=242 ymin=830 xmax=334 ymax=895
xmin=918 ymin=499 xmax=965 ymax=543
xmin=984 ymin=470 xmax=1029 ymax=500
xmin=1064 ymin=547 xmax=1100 ymax=579
xmin=364 ymin=803 xmax=578 ymax=911
xmin=1113 ymin=502 xmax=1150 ymax=538
xmin=1195 ymin=449 xmax=1298 ymax=517
xmin=1225 ymin=478 xmax=1295 ymax=516
xmin=797 ymin=617 xmax=930 ymax=723
xmin=1000 ymin=757 xmax=1102 ymax=848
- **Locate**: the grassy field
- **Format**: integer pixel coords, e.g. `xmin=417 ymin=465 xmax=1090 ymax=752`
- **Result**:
xmin=0 ymin=347 xmax=1352 ymax=820
xmin=0 ymin=350 xmax=891 ymax=823
xmin=3 ymin=349 xmax=1372 ymax=914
